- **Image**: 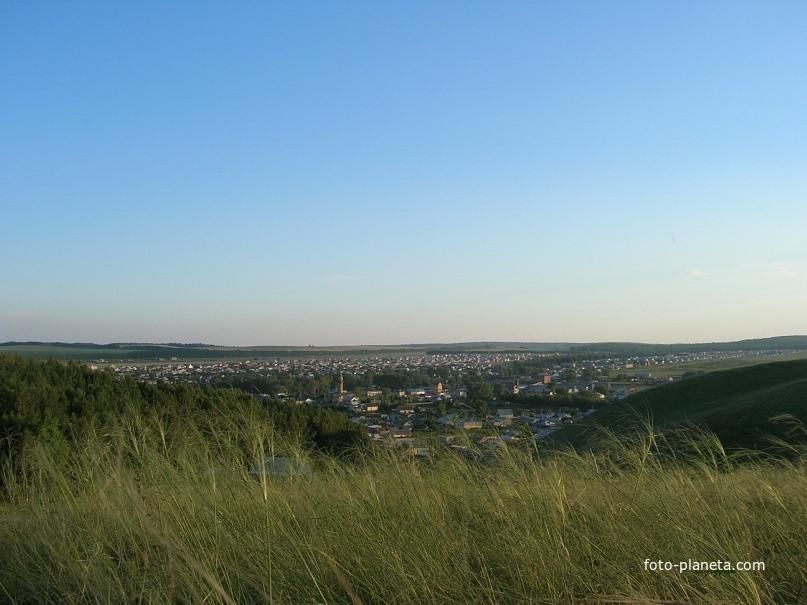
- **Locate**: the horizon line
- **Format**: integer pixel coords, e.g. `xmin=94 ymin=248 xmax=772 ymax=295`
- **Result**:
xmin=2 ymin=334 xmax=807 ymax=349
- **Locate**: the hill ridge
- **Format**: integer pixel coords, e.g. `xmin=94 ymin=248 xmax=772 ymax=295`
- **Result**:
xmin=555 ymin=359 xmax=807 ymax=451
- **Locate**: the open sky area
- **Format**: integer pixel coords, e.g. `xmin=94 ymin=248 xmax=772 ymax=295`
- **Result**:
xmin=2 ymin=1 xmax=806 ymax=345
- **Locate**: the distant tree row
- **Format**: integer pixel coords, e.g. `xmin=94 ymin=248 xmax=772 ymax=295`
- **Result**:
xmin=215 ymin=368 xmax=466 ymax=397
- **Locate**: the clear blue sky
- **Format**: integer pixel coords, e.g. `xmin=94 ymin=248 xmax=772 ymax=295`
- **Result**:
xmin=2 ymin=1 xmax=806 ymax=345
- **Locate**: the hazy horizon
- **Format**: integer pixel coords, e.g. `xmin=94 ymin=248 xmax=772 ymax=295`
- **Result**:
xmin=3 ymin=334 xmax=807 ymax=350
xmin=3 ymin=2 xmax=806 ymax=346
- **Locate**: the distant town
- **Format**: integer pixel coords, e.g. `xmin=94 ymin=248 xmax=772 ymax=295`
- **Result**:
xmin=88 ymin=347 xmax=804 ymax=455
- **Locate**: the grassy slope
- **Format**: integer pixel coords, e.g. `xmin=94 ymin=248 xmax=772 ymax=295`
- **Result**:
xmin=557 ymin=359 xmax=807 ymax=450
xmin=1 ymin=421 xmax=805 ymax=604
xmin=569 ymin=335 xmax=807 ymax=355
xmin=619 ymin=351 xmax=807 ymax=379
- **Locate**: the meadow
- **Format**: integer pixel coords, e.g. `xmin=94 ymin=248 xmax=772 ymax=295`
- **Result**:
xmin=1 ymin=414 xmax=805 ymax=604
xmin=618 ymin=351 xmax=807 ymax=380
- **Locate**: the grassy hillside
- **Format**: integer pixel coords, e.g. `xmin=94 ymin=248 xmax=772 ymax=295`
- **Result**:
xmin=556 ymin=359 xmax=807 ymax=451
xmin=618 ymin=351 xmax=807 ymax=379
xmin=568 ymin=335 xmax=807 ymax=355
xmin=1 ymin=416 xmax=805 ymax=604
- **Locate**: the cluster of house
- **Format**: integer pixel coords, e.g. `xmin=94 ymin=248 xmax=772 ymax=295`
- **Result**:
xmin=101 ymin=351 xmax=535 ymax=386
xmin=346 ymin=389 xmax=598 ymax=452
xmin=511 ymin=376 xmax=553 ymax=396
xmin=100 ymin=348 xmax=798 ymax=398
xmin=436 ymin=407 xmax=590 ymax=434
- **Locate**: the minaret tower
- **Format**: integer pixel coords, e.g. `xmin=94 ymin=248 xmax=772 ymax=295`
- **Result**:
xmin=338 ymin=372 xmax=345 ymax=396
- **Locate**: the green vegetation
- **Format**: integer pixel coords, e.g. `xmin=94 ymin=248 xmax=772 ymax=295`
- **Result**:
xmin=567 ymin=335 xmax=807 ymax=356
xmin=0 ymin=355 xmax=366 ymax=468
xmin=216 ymin=369 xmax=457 ymax=400
xmin=1 ymin=355 xmax=806 ymax=603
xmin=617 ymin=351 xmax=807 ymax=380
xmin=2 ymin=417 xmax=805 ymax=603
xmin=556 ymin=359 xmax=807 ymax=452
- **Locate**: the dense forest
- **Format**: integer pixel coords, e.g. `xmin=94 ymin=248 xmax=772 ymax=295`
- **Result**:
xmin=0 ymin=355 xmax=367 ymax=467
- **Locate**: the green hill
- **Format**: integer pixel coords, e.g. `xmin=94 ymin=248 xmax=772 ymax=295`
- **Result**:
xmin=555 ymin=359 xmax=807 ymax=451
xmin=567 ymin=335 xmax=807 ymax=355
xmin=0 ymin=355 xmax=366 ymax=462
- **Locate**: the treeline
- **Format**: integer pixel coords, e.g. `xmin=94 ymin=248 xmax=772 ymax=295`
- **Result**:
xmin=214 ymin=369 xmax=465 ymax=398
xmin=212 ymin=374 xmax=334 ymax=398
xmin=496 ymin=391 xmax=608 ymax=409
xmin=0 ymin=355 xmax=366 ymax=466
xmin=343 ymin=370 xmax=461 ymax=391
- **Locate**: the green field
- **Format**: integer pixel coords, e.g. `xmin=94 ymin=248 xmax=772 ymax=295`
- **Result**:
xmin=0 ymin=343 xmax=140 ymax=359
xmin=619 ymin=351 xmax=807 ymax=379
xmin=0 ymin=341 xmax=537 ymax=361
xmin=0 ymin=342 xmax=428 ymax=361
xmin=3 ymin=336 xmax=807 ymax=361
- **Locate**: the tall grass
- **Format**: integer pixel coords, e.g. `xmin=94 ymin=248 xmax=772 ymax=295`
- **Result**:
xmin=1 ymin=413 xmax=805 ymax=604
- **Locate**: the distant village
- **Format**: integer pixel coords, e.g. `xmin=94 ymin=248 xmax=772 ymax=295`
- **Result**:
xmin=320 ymin=370 xmax=599 ymax=455
xmin=93 ymin=348 xmax=800 ymax=454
